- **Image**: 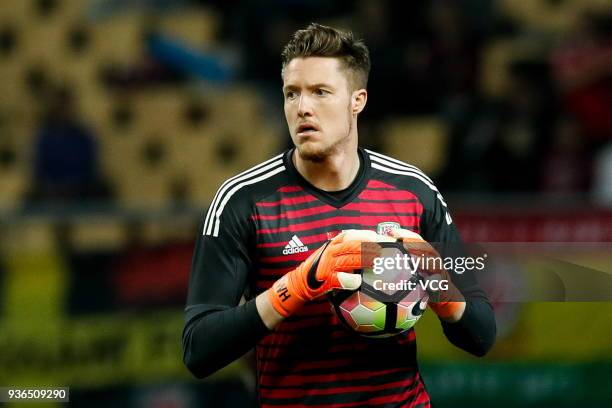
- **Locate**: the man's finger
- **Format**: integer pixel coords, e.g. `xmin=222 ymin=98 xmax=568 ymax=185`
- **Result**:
xmin=336 ymin=272 xmax=362 ymax=290
xmin=339 ymin=229 xmax=381 ymax=243
xmin=390 ymin=228 xmax=424 ymax=241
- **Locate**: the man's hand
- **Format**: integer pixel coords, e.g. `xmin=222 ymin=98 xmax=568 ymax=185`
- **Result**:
xmin=389 ymin=228 xmax=465 ymax=322
xmin=267 ymin=229 xmax=389 ymax=318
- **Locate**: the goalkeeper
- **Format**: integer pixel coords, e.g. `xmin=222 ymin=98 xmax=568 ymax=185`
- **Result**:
xmin=183 ymin=23 xmax=495 ymax=407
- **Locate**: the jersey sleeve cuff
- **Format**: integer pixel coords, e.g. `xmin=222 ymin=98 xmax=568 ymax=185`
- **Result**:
xmin=246 ymin=297 xmax=272 ymax=338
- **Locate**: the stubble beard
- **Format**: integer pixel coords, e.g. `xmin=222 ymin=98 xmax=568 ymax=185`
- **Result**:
xmin=295 ymin=104 xmax=354 ymax=164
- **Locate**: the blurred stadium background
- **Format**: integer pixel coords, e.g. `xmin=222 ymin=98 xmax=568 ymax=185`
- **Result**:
xmin=0 ymin=0 xmax=611 ymax=406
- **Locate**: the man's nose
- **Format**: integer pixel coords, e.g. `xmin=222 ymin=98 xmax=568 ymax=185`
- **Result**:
xmin=297 ymin=95 xmax=313 ymax=117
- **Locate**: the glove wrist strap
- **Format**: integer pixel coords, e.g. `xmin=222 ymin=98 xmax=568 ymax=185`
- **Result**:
xmin=428 ymin=284 xmax=464 ymax=318
xmin=267 ymin=273 xmax=307 ymax=317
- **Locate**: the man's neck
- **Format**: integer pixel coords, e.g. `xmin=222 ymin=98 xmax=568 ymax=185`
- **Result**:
xmin=292 ymin=148 xmax=361 ymax=192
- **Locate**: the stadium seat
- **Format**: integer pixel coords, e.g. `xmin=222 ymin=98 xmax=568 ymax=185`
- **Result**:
xmin=69 ymin=218 xmax=127 ymax=251
xmin=20 ymin=16 xmax=68 ymax=61
xmin=114 ymin=166 xmax=173 ymax=208
xmin=0 ymin=112 xmax=36 ymax=208
xmin=0 ymin=2 xmax=31 ymax=21
xmin=77 ymin=87 xmax=113 ymax=129
xmin=497 ymin=0 xmax=609 ymax=33
xmin=381 ymin=117 xmax=448 ymax=177
xmin=139 ymin=216 xmax=198 ymax=245
xmin=0 ymin=157 xmax=27 ymax=209
xmin=91 ymin=13 xmax=144 ymax=64
xmin=112 ymin=132 xmax=177 ymax=207
xmin=207 ymin=86 xmax=262 ymax=132
xmin=169 ymin=128 xmax=224 ymax=205
xmin=480 ymin=38 xmax=543 ymax=98
xmin=0 ymin=22 xmax=19 ymax=58
xmin=3 ymin=220 xmax=55 ymax=253
xmin=0 ymin=59 xmax=30 ymax=104
xmin=156 ymin=7 xmax=220 ymax=48
xmin=132 ymin=88 xmax=189 ymax=133
xmin=176 ymin=123 xmax=282 ymax=206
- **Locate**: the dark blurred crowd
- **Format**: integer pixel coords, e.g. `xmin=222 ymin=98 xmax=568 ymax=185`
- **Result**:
xmin=27 ymin=0 xmax=612 ymax=207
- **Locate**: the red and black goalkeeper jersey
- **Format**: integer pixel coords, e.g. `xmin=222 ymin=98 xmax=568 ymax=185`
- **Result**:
xmin=184 ymin=148 xmax=495 ymax=408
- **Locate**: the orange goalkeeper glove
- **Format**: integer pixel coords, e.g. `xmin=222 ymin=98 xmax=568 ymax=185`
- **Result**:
xmin=389 ymin=228 xmax=465 ymax=320
xmin=268 ymin=229 xmax=386 ymax=317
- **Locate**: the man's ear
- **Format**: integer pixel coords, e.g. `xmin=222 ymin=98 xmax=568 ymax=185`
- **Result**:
xmin=351 ymin=89 xmax=367 ymax=115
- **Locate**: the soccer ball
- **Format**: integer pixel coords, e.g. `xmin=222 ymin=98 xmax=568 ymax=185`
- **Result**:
xmin=329 ymin=241 xmax=429 ymax=338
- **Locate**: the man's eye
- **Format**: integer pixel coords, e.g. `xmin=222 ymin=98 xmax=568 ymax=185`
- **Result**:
xmin=286 ymin=91 xmax=297 ymax=99
xmin=314 ymin=89 xmax=329 ymax=96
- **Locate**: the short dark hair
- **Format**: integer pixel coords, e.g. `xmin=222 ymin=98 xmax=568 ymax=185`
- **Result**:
xmin=281 ymin=23 xmax=371 ymax=90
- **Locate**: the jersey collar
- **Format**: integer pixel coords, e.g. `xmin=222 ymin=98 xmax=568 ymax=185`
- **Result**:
xmin=283 ymin=147 xmax=371 ymax=209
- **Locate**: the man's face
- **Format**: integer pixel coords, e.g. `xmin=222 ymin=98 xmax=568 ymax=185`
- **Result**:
xmin=282 ymin=57 xmax=357 ymax=162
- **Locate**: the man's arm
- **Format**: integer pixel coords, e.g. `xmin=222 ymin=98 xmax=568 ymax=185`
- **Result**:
xmin=182 ymin=202 xmax=273 ymax=378
xmin=183 ymin=299 xmax=271 ymax=378
xmin=434 ymin=245 xmax=496 ymax=357
xmin=440 ymin=287 xmax=496 ymax=357
xmin=420 ymin=190 xmax=497 ymax=357
xmin=183 ymin=282 xmax=284 ymax=379
xmin=256 ymin=292 xmax=284 ymax=329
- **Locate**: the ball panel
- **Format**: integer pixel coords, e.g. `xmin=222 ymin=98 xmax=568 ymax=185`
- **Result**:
xmin=338 ymin=304 xmax=360 ymax=330
xmin=349 ymin=304 xmax=376 ymax=326
xmin=358 ymin=291 xmax=385 ymax=312
xmin=339 ymin=291 xmax=361 ymax=311
xmin=354 ymin=324 xmax=383 ymax=333
xmin=396 ymin=303 xmax=417 ymax=330
xmin=372 ymin=306 xmax=386 ymax=329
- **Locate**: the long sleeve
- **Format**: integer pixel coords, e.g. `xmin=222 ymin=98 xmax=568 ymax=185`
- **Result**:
xmin=183 ymin=298 xmax=269 ymax=378
xmin=182 ymin=192 xmax=268 ymax=378
xmin=421 ymin=187 xmax=497 ymax=357
xmin=440 ymin=295 xmax=496 ymax=357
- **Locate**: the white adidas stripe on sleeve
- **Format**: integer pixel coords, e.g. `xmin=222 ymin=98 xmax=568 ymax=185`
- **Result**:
xmin=366 ymin=149 xmax=435 ymax=184
xmin=369 ymin=161 xmax=448 ymax=208
xmin=210 ymin=164 xmax=286 ymax=237
xmin=203 ymin=154 xmax=283 ymax=235
xmin=202 ymin=155 xmax=285 ymax=237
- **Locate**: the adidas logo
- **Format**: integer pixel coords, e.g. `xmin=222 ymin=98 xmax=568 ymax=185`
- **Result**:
xmin=283 ymin=235 xmax=309 ymax=255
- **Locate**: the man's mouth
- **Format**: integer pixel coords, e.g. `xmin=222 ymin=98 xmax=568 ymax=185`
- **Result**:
xmin=296 ymin=123 xmax=320 ymax=136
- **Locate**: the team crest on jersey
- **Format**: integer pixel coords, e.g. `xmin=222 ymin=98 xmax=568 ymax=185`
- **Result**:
xmin=376 ymin=222 xmax=400 ymax=236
